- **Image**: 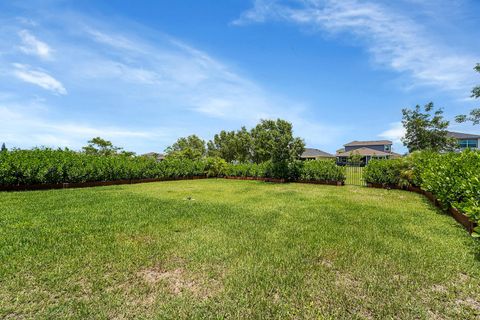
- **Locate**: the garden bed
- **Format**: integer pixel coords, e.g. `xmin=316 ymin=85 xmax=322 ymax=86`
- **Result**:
xmin=0 ymin=176 xmax=208 ymax=192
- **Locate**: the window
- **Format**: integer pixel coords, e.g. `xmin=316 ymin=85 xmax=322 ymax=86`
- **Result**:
xmin=384 ymin=145 xmax=391 ymax=152
xmin=458 ymin=139 xmax=478 ymax=149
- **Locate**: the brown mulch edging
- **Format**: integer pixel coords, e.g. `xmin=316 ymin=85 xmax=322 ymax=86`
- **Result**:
xmin=1 ymin=175 xmax=345 ymax=192
xmin=0 ymin=176 xmax=208 ymax=192
xmin=366 ymin=183 xmax=476 ymax=233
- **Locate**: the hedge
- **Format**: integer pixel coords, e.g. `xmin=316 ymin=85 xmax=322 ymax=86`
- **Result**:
xmin=0 ymin=149 xmax=346 ymax=186
xmin=364 ymin=150 xmax=480 ymax=235
xmin=0 ymin=148 xmax=206 ymax=185
xmin=225 ymin=159 xmax=345 ymax=182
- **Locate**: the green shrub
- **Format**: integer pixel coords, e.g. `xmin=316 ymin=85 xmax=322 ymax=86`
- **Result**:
xmin=364 ymin=150 xmax=480 ymax=235
xmin=363 ymin=159 xmax=402 ymax=186
xmin=299 ymin=159 xmax=345 ymax=182
xmin=0 ymin=148 xmax=208 ymax=185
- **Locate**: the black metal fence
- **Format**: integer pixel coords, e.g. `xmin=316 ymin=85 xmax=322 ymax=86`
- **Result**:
xmin=344 ymin=165 xmax=365 ymax=186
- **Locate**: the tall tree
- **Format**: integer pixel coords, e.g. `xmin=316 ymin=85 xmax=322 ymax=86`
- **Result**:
xmin=82 ymin=137 xmax=124 ymax=156
xmin=456 ymin=63 xmax=480 ymax=125
xmin=234 ymin=126 xmax=252 ymax=162
xmin=207 ymin=130 xmax=237 ymax=162
xmin=166 ymin=135 xmax=206 ymax=160
xmin=207 ymin=126 xmax=252 ymax=162
xmin=401 ymin=102 xmax=456 ymax=152
xmin=250 ymin=119 xmax=305 ymax=164
xmin=1 ymin=143 xmax=6 ymax=152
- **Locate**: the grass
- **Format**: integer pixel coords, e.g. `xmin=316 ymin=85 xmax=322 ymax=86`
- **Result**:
xmin=1 ymin=179 xmax=479 ymax=319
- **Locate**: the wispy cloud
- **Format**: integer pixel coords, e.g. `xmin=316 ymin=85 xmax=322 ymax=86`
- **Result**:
xmin=0 ymin=12 xmax=340 ymax=152
xmin=0 ymin=103 xmax=162 ymax=150
xmin=379 ymin=121 xmax=405 ymax=143
xmin=18 ymin=29 xmax=51 ymax=59
xmin=12 ymin=63 xmax=66 ymax=95
xmin=235 ymin=0 xmax=479 ymax=93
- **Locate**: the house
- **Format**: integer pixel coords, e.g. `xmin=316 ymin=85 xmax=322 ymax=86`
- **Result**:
xmin=447 ymin=131 xmax=480 ymax=150
xmin=142 ymin=152 xmax=165 ymax=161
xmin=336 ymin=140 xmax=399 ymax=165
xmin=300 ymin=148 xmax=335 ymax=160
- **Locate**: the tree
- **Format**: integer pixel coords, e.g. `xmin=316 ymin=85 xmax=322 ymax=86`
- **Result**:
xmin=250 ymin=119 xmax=305 ymax=164
xmin=1 ymin=143 xmax=6 ymax=152
xmin=82 ymin=137 xmax=126 ymax=156
xmin=165 ymin=135 xmax=206 ymax=160
xmin=207 ymin=130 xmax=237 ymax=162
xmin=348 ymin=150 xmax=362 ymax=165
xmin=206 ymin=126 xmax=252 ymax=162
xmin=401 ymin=102 xmax=456 ymax=152
xmin=456 ymin=63 xmax=480 ymax=125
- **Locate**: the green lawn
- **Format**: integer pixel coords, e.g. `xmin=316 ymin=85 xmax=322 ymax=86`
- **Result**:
xmin=1 ymin=179 xmax=479 ymax=319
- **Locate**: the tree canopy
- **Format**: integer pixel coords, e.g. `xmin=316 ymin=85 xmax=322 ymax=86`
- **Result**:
xmin=82 ymin=137 xmax=134 ymax=156
xmin=165 ymin=135 xmax=206 ymax=160
xmin=173 ymin=119 xmax=304 ymax=165
xmin=250 ymin=119 xmax=305 ymax=164
xmin=401 ymin=102 xmax=456 ymax=152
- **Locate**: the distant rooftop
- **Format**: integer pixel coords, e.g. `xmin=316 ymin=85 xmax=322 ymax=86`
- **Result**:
xmin=447 ymin=131 xmax=480 ymax=139
xmin=301 ymin=148 xmax=334 ymax=158
xmin=142 ymin=152 xmax=165 ymax=161
xmin=336 ymin=147 xmax=392 ymax=157
xmin=344 ymin=140 xmax=393 ymax=147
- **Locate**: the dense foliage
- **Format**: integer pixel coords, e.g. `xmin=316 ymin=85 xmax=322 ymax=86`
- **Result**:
xmin=0 ymin=149 xmax=345 ymax=185
xmin=401 ymin=102 xmax=456 ymax=152
xmin=364 ymin=150 xmax=480 ymax=235
xmin=225 ymin=159 xmax=345 ymax=182
xmin=0 ymin=148 xmax=206 ymax=185
xmin=299 ymin=159 xmax=345 ymax=182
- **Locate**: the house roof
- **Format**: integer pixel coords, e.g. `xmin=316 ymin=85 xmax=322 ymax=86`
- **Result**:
xmin=336 ymin=147 xmax=392 ymax=157
xmin=301 ymin=148 xmax=334 ymax=158
xmin=447 ymin=131 xmax=480 ymax=139
xmin=142 ymin=152 xmax=165 ymax=160
xmin=344 ymin=140 xmax=393 ymax=147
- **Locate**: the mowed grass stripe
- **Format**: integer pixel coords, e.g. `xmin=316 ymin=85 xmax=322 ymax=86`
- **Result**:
xmin=0 ymin=179 xmax=479 ymax=319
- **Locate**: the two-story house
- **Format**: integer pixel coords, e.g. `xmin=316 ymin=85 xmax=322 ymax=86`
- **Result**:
xmin=447 ymin=131 xmax=480 ymax=150
xmin=336 ymin=140 xmax=399 ymax=165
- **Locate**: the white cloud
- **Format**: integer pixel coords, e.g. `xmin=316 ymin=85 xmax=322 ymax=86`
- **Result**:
xmin=12 ymin=63 xmax=66 ymax=95
xmin=0 ymin=13 xmax=340 ymax=152
xmin=0 ymin=104 xmax=160 ymax=150
xmin=235 ymin=0 xmax=479 ymax=93
xmin=379 ymin=121 xmax=405 ymax=143
xmin=18 ymin=29 xmax=51 ymax=59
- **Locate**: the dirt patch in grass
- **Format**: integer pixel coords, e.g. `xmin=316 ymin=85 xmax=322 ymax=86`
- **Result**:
xmin=137 ymin=264 xmax=223 ymax=299
xmin=455 ymin=298 xmax=480 ymax=311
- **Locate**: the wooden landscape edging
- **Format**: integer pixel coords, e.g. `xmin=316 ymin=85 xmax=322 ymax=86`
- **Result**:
xmin=0 ymin=176 xmax=208 ymax=192
xmin=366 ymin=183 xmax=476 ymax=233
xmin=1 ymin=175 xmax=345 ymax=192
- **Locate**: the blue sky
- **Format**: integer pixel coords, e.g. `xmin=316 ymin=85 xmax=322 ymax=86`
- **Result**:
xmin=1 ymin=0 xmax=479 ymax=154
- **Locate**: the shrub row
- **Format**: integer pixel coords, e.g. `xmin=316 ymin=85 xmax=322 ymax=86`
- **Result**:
xmin=0 ymin=149 xmax=206 ymax=185
xmin=0 ymin=149 xmax=346 ymax=186
xmin=364 ymin=150 xmax=480 ymax=234
xmin=225 ymin=159 xmax=345 ymax=182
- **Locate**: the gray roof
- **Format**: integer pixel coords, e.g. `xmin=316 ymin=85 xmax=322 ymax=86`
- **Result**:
xmin=344 ymin=140 xmax=393 ymax=147
xmin=142 ymin=152 xmax=165 ymax=160
xmin=301 ymin=148 xmax=334 ymax=158
xmin=447 ymin=131 xmax=480 ymax=139
xmin=336 ymin=147 xmax=392 ymax=157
